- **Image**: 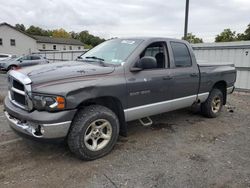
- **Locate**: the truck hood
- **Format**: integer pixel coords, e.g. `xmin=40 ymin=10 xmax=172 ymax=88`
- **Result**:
xmin=17 ymin=61 xmax=115 ymax=85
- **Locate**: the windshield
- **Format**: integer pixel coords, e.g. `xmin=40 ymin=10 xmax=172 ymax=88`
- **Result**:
xmin=80 ymin=39 xmax=143 ymax=65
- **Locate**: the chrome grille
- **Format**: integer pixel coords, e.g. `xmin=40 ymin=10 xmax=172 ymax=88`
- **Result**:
xmin=8 ymin=71 xmax=33 ymax=111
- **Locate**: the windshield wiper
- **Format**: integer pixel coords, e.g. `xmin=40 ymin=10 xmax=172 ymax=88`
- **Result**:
xmin=80 ymin=56 xmax=114 ymax=67
xmin=85 ymin=56 xmax=105 ymax=61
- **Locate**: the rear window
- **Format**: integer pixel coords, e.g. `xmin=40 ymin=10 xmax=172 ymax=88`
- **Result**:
xmin=170 ymin=42 xmax=192 ymax=67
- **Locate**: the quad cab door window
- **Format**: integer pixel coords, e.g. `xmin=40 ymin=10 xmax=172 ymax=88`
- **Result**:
xmin=169 ymin=41 xmax=199 ymax=99
xmin=137 ymin=42 xmax=167 ymax=69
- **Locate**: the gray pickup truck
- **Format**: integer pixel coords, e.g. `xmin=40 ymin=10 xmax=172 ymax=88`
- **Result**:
xmin=4 ymin=37 xmax=236 ymax=160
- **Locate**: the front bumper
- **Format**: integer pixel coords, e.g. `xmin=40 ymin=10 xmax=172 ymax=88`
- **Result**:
xmin=4 ymin=97 xmax=77 ymax=139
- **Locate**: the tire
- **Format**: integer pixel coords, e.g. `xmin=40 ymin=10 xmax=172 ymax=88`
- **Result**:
xmin=201 ymin=88 xmax=224 ymax=118
xmin=67 ymin=105 xmax=119 ymax=160
xmin=7 ymin=65 xmax=17 ymax=71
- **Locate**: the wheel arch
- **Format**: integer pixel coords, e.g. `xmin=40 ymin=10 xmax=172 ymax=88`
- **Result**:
xmin=212 ymin=81 xmax=227 ymax=105
xmin=76 ymin=96 xmax=127 ymax=136
xmin=7 ymin=64 xmax=18 ymax=71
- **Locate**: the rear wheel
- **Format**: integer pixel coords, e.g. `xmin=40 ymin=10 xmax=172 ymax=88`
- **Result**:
xmin=67 ymin=105 xmax=119 ymax=160
xmin=201 ymin=88 xmax=223 ymax=118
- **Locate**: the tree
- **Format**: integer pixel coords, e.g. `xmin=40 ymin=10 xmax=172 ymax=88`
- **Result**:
xmin=26 ymin=25 xmax=52 ymax=36
xmin=244 ymin=23 xmax=250 ymax=40
xmin=215 ymin=29 xmax=237 ymax=42
xmin=237 ymin=23 xmax=250 ymax=41
xmin=15 ymin=24 xmax=26 ymax=32
xmin=13 ymin=23 xmax=105 ymax=46
xmin=52 ymin=28 xmax=71 ymax=38
xmin=70 ymin=31 xmax=79 ymax=39
xmin=182 ymin=33 xmax=203 ymax=43
xmin=78 ymin=30 xmax=105 ymax=47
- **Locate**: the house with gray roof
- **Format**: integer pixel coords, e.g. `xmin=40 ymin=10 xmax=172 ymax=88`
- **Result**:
xmin=0 ymin=22 xmax=84 ymax=56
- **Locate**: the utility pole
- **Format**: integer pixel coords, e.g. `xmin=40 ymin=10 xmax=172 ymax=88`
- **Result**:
xmin=184 ymin=0 xmax=189 ymax=40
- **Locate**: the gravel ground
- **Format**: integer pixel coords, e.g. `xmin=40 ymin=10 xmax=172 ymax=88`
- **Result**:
xmin=0 ymin=93 xmax=250 ymax=188
xmin=0 ymin=72 xmax=8 ymax=102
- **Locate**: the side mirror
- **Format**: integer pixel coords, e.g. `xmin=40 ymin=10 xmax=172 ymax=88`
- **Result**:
xmin=135 ymin=56 xmax=157 ymax=70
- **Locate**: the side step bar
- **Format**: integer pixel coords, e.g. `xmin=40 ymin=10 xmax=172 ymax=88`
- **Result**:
xmin=139 ymin=117 xmax=153 ymax=127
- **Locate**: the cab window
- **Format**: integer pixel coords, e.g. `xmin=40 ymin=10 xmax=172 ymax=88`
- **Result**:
xmin=170 ymin=42 xmax=192 ymax=67
xmin=140 ymin=42 xmax=167 ymax=69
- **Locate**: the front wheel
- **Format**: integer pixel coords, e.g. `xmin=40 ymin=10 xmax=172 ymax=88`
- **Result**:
xmin=67 ymin=105 xmax=119 ymax=160
xmin=201 ymin=88 xmax=224 ymax=118
xmin=7 ymin=65 xmax=18 ymax=71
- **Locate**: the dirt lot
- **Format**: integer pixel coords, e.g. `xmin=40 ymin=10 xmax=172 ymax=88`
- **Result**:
xmin=0 ymin=87 xmax=250 ymax=187
xmin=0 ymin=73 xmax=7 ymax=102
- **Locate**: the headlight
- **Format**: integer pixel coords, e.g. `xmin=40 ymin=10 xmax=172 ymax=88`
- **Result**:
xmin=32 ymin=94 xmax=65 ymax=111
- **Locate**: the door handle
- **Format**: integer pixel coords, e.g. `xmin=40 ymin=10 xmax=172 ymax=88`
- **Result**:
xmin=163 ymin=76 xmax=173 ymax=80
xmin=190 ymin=73 xmax=198 ymax=77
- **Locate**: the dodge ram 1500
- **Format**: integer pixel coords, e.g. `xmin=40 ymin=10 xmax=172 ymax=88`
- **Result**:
xmin=4 ymin=37 xmax=236 ymax=160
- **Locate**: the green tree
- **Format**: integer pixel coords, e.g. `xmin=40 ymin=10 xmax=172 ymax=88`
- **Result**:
xmin=182 ymin=33 xmax=203 ymax=43
xmin=52 ymin=28 xmax=71 ymax=38
xmin=237 ymin=23 xmax=250 ymax=41
xmin=215 ymin=29 xmax=237 ymax=42
xmin=13 ymin=23 xmax=105 ymax=47
xmin=26 ymin=25 xmax=52 ymax=36
xmin=244 ymin=24 xmax=250 ymax=40
xmin=70 ymin=31 xmax=79 ymax=39
xmin=78 ymin=30 xmax=105 ymax=47
xmin=15 ymin=24 xmax=26 ymax=32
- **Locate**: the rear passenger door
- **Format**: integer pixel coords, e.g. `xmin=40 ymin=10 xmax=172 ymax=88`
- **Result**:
xmin=168 ymin=41 xmax=199 ymax=100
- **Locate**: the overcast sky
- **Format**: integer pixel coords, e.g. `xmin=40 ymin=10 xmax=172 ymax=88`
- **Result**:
xmin=0 ymin=0 xmax=250 ymax=42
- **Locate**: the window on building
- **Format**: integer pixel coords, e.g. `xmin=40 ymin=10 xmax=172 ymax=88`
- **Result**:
xmin=170 ymin=42 xmax=192 ymax=67
xmin=69 ymin=46 xmax=72 ymax=50
xmin=42 ymin=44 xmax=46 ymax=50
xmin=10 ymin=39 xmax=16 ymax=46
xmin=78 ymin=46 xmax=81 ymax=50
xmin=53 ymin=45 xmax=56 ymax=50
xmin=63 ymin=46 xmax=66 ymax=50
xmin=0 ymin=38 xmax=2 ymax=45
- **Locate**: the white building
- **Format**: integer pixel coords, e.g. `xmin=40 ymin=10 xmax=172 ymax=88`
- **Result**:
xmin=0 ymin=22 xmax=84 ymax=56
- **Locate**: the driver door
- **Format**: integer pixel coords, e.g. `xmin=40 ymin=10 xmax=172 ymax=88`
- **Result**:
xmin=125 ymin=42 xmax=173 ymax=120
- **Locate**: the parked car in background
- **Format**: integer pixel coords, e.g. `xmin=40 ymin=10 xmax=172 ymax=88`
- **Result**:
xmin=0 ymin=54 xmax=49 ymax=71
xmin=0 ymin=53 xmax=16 ymax=61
